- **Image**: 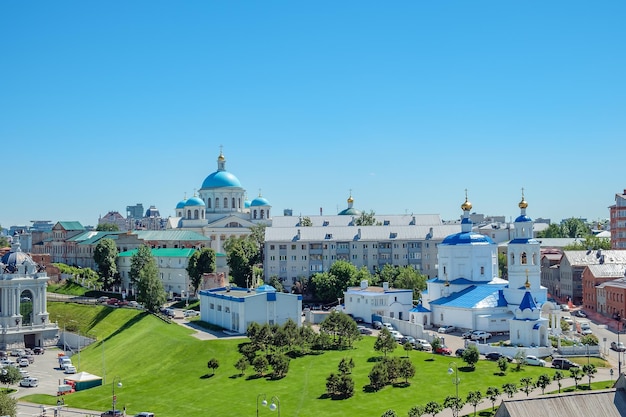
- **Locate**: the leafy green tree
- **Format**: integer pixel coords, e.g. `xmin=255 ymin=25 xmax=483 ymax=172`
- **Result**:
xmin=570 ymin=367 xmax=583 ymax=389
xmin=553 ymin=370 xmax=565 ymax=393
xmin=485 ymin=386 xmax=500 ymax=411
xmin=135 ymin=255 xmax=166 ymax=313
xmin=498 ymin=252 xmax=507 ymax=278
xmin=519 ymin=376 xmax=534 ymax=396
xmin=248 ymin=223 xmax=267 ymax=261
xmin=514 ymin=350 xmax=526 ymax=371
xmin=0 ymin=365 xmax=22 ymax=387
xmin=497 ymin=356 xmax=509 ymax=374
xmin=536 ymin=374 xmax=551 ymax=394
xmin=377 ymin=264 xmax=399 ymax=286
xmin=399 ymin=357 xmax=415 ymax=383
xmin=564 ymin=234 xmax=611 ymax=250
xmin=319 ymin=311 xmax=361 ymax=349
xmin=403 ymin=341 xmax=413 ymax=357
xmin=536 ymin=223 xmax=564 ymax=238
xmin=338 ymin=374 xmax=355 ymax=398
xmin=583 ymin=363 xmax=597 ymax=388
xmin=269 ymin=275 xmax=284 ymax=292
xmin=355 ymin=210 xmax=377 ymax=226
xmin=560 ymin=218 xmax=590 ymax=238
xmin=207 ymin=358 xmax=219 ymax=375
xmin=96 ymin=223 xmax=120 ymax=231
xmin=310 ymin=272 xmax=341 ymax=302
xmin=186 ymin=247 xmax=216 ymax=295
xmin=424 ymin=401 xmax=442 ymax=417
xmin=560 ymin=318 xmax=571 ymax=332
xmin=443 ymin=396 xmax=463 ymax=417
xmin=380 ymin=410 xmax=397 ymax=417
xmin=130 ymin=245 xmax=153 ymax=289
xmin=502 ymin=382 xmax=518 ymax=398
xmin=93 ymin=238 xmax=119 ymax=289
xmin=408 ymin=405 xmax=426 ymax=417
xmin=0 ymin=391 xmax=17 ymax=417
xmin=430 ymin=337 xmax=442 ymax=353
xmin=326 ymin=373 xmax=340 ymax=396
xmin=234 ymin=356 xmax=249 ymax=376
xmin=466 ymin=390 xmax=482 ymax=416
xmin=252 ymin=355 xmax=269 ymax=376
xmin=393 ymin=266 xmax=428 ymax=299
xmin=462 ymin=345 xmax=480 ymax=369
xmin=338 ymin=358 xmax=355 ymax=375
xmin=368 ymin=363 xmax=388 ymax=391
xmin=224 ymin=236 xmax=260 ymax=288
xmin=269 ymin=354 xmax=290 ymax=379
xmin=329 ymin=260 xmax=359 ymax=290
xmin=580 ymin=334 xmax=599 ymax=345
xmin=299 ymin=216 xmax=313 ymax=227
xmin=374 ymin=328 xmax=396 ymax=357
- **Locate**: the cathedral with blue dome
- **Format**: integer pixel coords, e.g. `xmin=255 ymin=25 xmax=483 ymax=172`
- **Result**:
xmin=169 ymin=148 xmax=272 ymax=253
xmin=415 ymin=191 xmax=556 ymax=348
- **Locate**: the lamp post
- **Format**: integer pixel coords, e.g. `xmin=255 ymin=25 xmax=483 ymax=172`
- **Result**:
xmin=447 ymin=362 xmax=460 ymax=417
xmin=111 ymin=376 xmax=122 ymax=414
xmin=256 ymin=394 xmax=280 ymax=417
xmin=617 ymin=315 xmax=622 ymax=375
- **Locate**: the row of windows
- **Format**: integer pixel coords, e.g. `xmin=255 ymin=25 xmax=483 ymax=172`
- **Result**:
xmin=207 ymin=197 xmax=242 ymax=210
xmin=209 ymin=303 xmax=231 ymax=313
xmin=270 ymin=242 xmax=430 ymax=250
xmin=269 ymin=253 xmax=430 ymax=262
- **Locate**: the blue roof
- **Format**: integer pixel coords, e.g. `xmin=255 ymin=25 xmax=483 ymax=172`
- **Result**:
xmin=519 ymin=291 xmax=537 ymax=311
xmin=509 ymin=238 xmax=540 ymax=245
xmin=430 ymin=277 xmax=493 ymax=286
xmin=338 ymin=207 xmax=362 ymax=216
xmin=185 ymin=196 xmax=205 ymax=207
xmin=430 ymin=284 xmax=508 ymax=308
xmin=201 ymin=171 xmax=242 ymax=188
xmin=250 ymin=196 xmax=270 ymax=206
xmin=441 ymin=232 xmax=495 ymax=245
xmin=410 ymin=305 xmax=431 ymax=313
xmin=256 ymin=285 xmax=277 ymax=293
xmin=515 ymin=214 xmax=532 ymax=223
xmin=175 ymin=199 xmax=187 ymax=209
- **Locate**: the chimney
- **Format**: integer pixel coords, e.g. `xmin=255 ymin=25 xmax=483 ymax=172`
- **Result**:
xmin=358 ymin=228 xmax=362 ymax=239
xmin=297 ymin=229 xmax=301 ymax=240
xmin=382 ymin=282 xmax=389 ymax=291
xmin=360 ymin=280 xmax=368 ymax=289
xmin=320 ymin=207 xmax=323 ymax=216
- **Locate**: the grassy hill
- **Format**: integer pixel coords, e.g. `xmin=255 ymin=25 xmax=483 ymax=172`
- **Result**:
xmin=20 ymin=303 xmax=609 ymax=416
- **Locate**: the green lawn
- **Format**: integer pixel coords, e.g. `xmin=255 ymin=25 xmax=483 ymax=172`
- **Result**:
xmin=21 ymin=303 xmax=608 ymax=416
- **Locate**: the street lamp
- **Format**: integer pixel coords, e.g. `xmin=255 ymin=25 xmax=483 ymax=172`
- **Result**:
xmin=257 ymin=394 xmax=280 ymax=417
xmin=447 ymin=362 xmax=460 ymax=417
xmin=111 ymin=376 xmax=122 ymax=414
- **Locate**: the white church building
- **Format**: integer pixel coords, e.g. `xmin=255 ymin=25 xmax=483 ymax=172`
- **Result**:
xmin=415 ymin=192 xmax=557 ymax=348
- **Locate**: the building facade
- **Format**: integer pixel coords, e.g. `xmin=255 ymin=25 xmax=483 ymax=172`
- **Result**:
xmin=610 ymin=189 xmax=626 ymax=250
xmin=342 ymin=281 xmax=413 ymax=323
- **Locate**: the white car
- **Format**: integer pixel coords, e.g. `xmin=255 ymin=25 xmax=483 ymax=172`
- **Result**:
xmin=389 ymin=330 xmax=404 ymax=342
xmin=525 ymin=355 xmax=546 ymax=366
xmin=18 ymin=358 xmax=29 ymax=367
xmin=611 ymin=341 xmax=626 ymax=352
xmin=414 ymin=339 xmax=433 ymax=351
xmin=64 ymin=365 xmax=77 ymax=374
xmin=471 ymin=331 xmax=492 ymax=340
xmin=383 ymin=322 xmax=394 ymax=331
xmin=183 ymin=309 xmax=199 ymax=317
xmin=438 ymin=325 xmax=456 ymax=333
xmin=19 ymin=377 xmax=38 ymax=387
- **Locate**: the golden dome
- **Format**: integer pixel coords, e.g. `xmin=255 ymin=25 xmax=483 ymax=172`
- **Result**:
xmin=461 ymin=198 xmax=472 ymax=211
xmin=519 ymin=198 xmax=528 ymax=209
xmin=347 ymin=195 xmax=354 ymax=203
xmin=218 ymin=153 xmax=225 ymax=161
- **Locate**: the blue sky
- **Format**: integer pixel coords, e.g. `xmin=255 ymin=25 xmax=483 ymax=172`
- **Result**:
xmin=1 ymin=1 xmax=625 ymax=228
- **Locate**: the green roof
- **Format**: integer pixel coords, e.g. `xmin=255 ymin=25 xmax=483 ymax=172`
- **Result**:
xmin=56 ymin=221 xmax=85 ymax=230
xmin=132 ymin=230 xmax=211 ymax=241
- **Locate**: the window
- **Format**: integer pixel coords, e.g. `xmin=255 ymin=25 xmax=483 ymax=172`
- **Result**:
xmin=210 ymin=303 xmax=214 ymax=309
xmin=291 ymin=244 xmax=296 ymax=250
xmin=224 ymin=197 xmax=228 ymax=208
xmin=232 ymin=198 xmax=236 ymax=208
xmin=217 ymin=305 xmax=222 ymax=311
xmin=279 ymin=245 xmax=287 ymax=250
xmin=480 ymin=266 xmax=484 ymax=275
xmin=270 ymin=245 xmax=275 ymax=250
xmin=215 ymin=198 xmax=220 ymax=208
xmin=301 ymin=244 xmax=306 ymax=250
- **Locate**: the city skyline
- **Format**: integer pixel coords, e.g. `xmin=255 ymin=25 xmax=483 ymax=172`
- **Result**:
xmin=2 ymin=2 xmax=625 ymax=228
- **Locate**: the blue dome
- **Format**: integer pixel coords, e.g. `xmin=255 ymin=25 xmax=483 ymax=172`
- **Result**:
xmin=175 ymin=199 xmax=187 ymax=209
xmin=441 ymin=232 xmax=495 ymax=245
xmin=338 ymin=207 xmax=361 ymax=216
xmin=185 ymin=196 xmax=205 ymax=207
xmin=244 ymin=200 xmax=252 ymax=208
xmin=201 ymin=171 xmax=242 ymax=189
xmin=515 ymin=214 xmax=532 ymax=223
xmin=250 ymin=196 xmax=270 ymax=207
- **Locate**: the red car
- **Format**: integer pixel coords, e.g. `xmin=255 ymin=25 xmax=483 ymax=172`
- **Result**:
xmin=436 ymin=346 xmax=452 ymax=355
xmin=106 ymin=298 xmax=120 ymax=305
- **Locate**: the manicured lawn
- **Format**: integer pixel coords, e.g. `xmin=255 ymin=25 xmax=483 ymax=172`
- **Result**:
xmin=22 ymin=303 xmax=605 ymax=416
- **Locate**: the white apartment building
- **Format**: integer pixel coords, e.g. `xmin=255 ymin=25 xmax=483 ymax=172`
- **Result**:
xmin=343 ymin=281 xmax=413 ymax=323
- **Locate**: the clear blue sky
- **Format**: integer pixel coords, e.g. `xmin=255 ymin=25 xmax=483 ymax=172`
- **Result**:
xmin=1 ymin=1 xmax=624 ymax=228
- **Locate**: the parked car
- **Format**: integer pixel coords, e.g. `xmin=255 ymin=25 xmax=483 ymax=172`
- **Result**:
xmin=581 ymin=328 xmax=593 ymax=335
xmin=100 ymin=410 xmax=124 ymax=417
xmin=389 ymin=330 xmax=404 ymax=342
xmin=470 ymin=331 xmax=492 ymax=340
xmin=438 ymin=325 xmax=456 ymax=333
xmin=64 ymin=365 xmax=77 ymax=374
xmin=461 ymin=330 xmax=474 ymax=339
xmin=611 ymin=341 xmax=626 ymax=352
xmin=455 ymin=348 xmax=466 ymax=357
xmin=357 ymin=325 xmax=372 ymax=335
xmin=525 ymin=355 xmax=546 ymax=366
xmin=20 ymin=354 xmax=34 ymax=364
xmin=383 ymin=322 xmax=395 ymax=331
xmin=552 ymin=358 xmax=579 ymax=370
xmin=414 ymin=339 xmax=432 ymax=351
xmin=372 ymin=321 xmax=383 ymax=330
xmin=183 ymin=309 xmax=199 ymax=317
xmin=33 ymin=347 xmax=44 ymax=355
xmin=19 ymin=377 xmax=38 ymax=387
xmin=106 ymin=298 xmax=120 ymax=305
xmin=97 ymin=296 xmax=110 ymax=303
xmin=560 ymin=304 xmax=570 ymax=311
xmin=19 ymin=369 xmax=30 ymax=378
xmin=435 ymin=345 xmax=452 ymax=355
xmin=400 ymin=336 xmax=416 ymax=345
xmin=574 ymin=310 xmax=587 ymax=318
xmin=485 ymin=352 xmax=512 ymax=362
xmin=134 ymin=413 xmax=155 ymax=417
xmin=562 ymin=317 xmax=574 ymax=325
xmin=18 ymin=358 xmax=29 ymax=367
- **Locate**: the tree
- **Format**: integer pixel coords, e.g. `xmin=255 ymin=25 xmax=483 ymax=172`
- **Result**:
xmin=403 ymin=341 xmax=413 ymax=357
xmin=498 ymin=252 xmax=507 ymax=278
xmin=466 ymin=390 xmax=482 ymax=417
xmin=443 ymin=396 xmax=463 ymax=417
xmin=326 ymin=373 xmax=340 ymax=396
xmin=424 ymin=401 xmax=442 ymax=417
xmin=248 ymin=223 xmax=267 ymax=262
xmin=368 ymin=363 xmax=388 ymax=391
xmin=408 ymin=405 xmax=426 ymax=417
xmin=374 ymin=328 xmax=396 ymax=357
xmin=570 ymin=367 xmax=583 ymax=389
xmin=380 ymin=410 xmax=397 ymax=417
xmin=560 ymin=218 xmax=590 ymax=238
xmin=299 ymin=216 xmax=313 ymax=227
xmin=234 ymin=356 xmax=249 ymax=376
xmin=129 ymin=245 xmax=153 ymax=289
xmin=536 ymin=374 xmax=551 ymax=394
xmin=514 ymin=350 xmax=526 ymax=371
xmin=224 ymin=236 xmax=259 ymax=288
xmin=399 ymin=357 xmax=415 ymax=383
xmin=207 ymin=358 xmax=219 ymax=375
xmin=502 ymin=382 xmax=518 ymax=398
xmin=252 ymin=355 xmax=269 ymax=376
xmin=485 ymin=386 xmax=500 ymax=411
xmin=96 ymin=223 xmax=120 ymax=231
xmin=582 ymin=363 xmax=597 ymax=388
xmin=392 ymin=266 xmax=428 ymax=300
xmin=553 ymin=370 xmax=565 ymax=393
xmin=462 ymin=345 xmax=480 ymax=369
xmin=310 ymin=272 xmax=341 ymax=302
xmin=338 ymin=358 xmax=355 ymax=375
xmin=0 ymin=391 xmax=17 ymax=417
xmin=337 ymin=374 xmax=355 ymax=398
xmin=319 ymin=311 xmax=361 ymax=349
xmin=564 ymin=234 xmax=611 ymax=250
xmin=355 ymin=210 xmax=377 ymax=226
xmin=580 ymin=334 xmax=599 ymax=346
xmin=186 ymin=247 xmax=216 ymax=295
xmin=519 ymin=377 xmax=534 ymax=396
xmin=329 ymin=260 xmax=359 ymax=291
xmin=536 ymin=223 xmax=564 ymax=238
xmin=135 ymin=255 xmax=166 ymax=313
xmin=268 ymin=275 xmax=284 ymax=293
xmin=497 ymin=356 xmax=509 ymax=375
xmin=270 ymin=354 xmax=290 ymax=379
xmin=93 ymin=238 xmax=119 ymax=289
xmin=0 ymin=366 xmax=22 ymax=387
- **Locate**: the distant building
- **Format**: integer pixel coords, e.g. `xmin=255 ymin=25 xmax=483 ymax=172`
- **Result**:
xmin=199 ymin=285 xmax=302 ymax=333
xmin=98 ymin=211 xmax=127 ymax=231
xmin=343 ymin=281 xmax=413 ymax=323
xmin=610 ymin=188 xmax=626 ymax=250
